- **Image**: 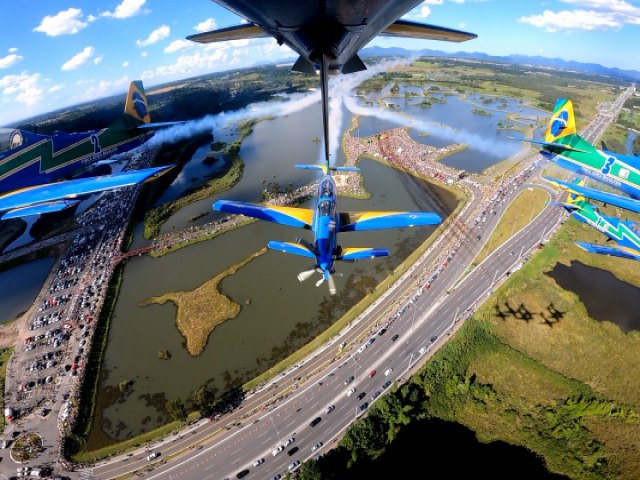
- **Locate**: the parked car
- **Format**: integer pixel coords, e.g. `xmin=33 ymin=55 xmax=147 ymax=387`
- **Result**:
xmin=347 ymin=387 xmax=356 ymax=397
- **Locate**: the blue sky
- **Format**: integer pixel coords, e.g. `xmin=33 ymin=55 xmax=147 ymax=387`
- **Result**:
xmin=1 ymin=0 xmax=639 ymax=126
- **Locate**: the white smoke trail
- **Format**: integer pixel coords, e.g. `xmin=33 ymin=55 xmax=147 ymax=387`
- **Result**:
xmin=343 ymin=95 xmax=509 ymax=156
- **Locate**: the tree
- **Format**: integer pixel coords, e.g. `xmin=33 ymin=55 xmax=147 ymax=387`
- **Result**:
xmin=299 ymin=459 xmax=322 ymax=480
xmin=166 ymin=398 xmax=187 ymax=423
xmin=189 ymin=385 xmax=215 ymax=415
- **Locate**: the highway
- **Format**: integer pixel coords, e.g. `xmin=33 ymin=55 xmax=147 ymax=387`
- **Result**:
xmin=83 ymin=86 xmax=634 ymax=480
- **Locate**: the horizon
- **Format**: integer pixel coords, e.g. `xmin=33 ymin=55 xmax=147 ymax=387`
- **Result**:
xmin=1 ymin=0 xmax=639 ymax=126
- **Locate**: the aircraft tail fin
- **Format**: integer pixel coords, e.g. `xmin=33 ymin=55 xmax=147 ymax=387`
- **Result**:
xmin=545 ymin=98 xmax=577 ymax=143
xmin=111 ymin=81 xmax=151 ymax=130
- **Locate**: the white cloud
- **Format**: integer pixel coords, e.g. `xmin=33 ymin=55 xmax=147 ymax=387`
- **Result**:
xmin=164 ymin=39 xmax=193 ymax=53
xmin=81 ymin=76 xmax=130 ymax=100
xmin=94 ymin=55 xmax=104 ymax=65
xmin=0 ymin=72 xmax=43 ymax=106
xmin=194 ymin=18 xmax=217 ymax=32
xmin=8 ymin=48 xmax=17 ymax=53
xmin=48 ymin=84 xmax=64 ymax=93
xmin=33 ymin=8 xmax=88 ymax=36
xmin=0 ymin=54 xmax=23 ymax=69
xmin=521 ymin=0 xmax=640 ymax=31
xmin=102 ymin=0 xmax=146 ymax=19
xmin=519 ymin=9 xmax=621 ymax=31
xmin=123 ymin=60 xmax=130 ymax=67
xmin=141 ymin=51 xmax=148 ymax=57
xmin=61 ymin=47 xmax=96 ymax=71
xmin=136 ymin=25 xmax=170 ymax=47
xmin=87 ymin=14 xmax=98 ymax=23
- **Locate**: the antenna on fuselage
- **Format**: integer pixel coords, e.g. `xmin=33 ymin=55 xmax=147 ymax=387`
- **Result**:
xmin=319 ymin=53 xmax=331 ymax=172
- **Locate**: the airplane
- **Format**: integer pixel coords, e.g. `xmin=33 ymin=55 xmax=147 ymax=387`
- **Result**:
xmin=0 ymin=81 xmax=177 ymax=221
xmin=551 ymin=178 xmax=640 ymax=261
xmin=187 ymin=0 xmax=477 ymax=163
xmin=213 ymin=163 xmax=442 ymax=294
xmin=515 ymin=97 xmax=640 ymax=214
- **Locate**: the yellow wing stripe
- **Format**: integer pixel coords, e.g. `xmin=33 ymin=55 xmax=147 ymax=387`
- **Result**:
xmin=268 ymin=206 xmax=315 ymax=226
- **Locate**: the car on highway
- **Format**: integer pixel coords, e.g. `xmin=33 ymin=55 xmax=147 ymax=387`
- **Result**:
xmin=272 ymin=445 xmax=285 ymax=456
xmin=347 ymin=387 xmax=356 ymax=397
xmin=371 ymin=390 xmax=381 ymax=401
xmin=368 ymin=369 xmax=376 ymax=378
xmin=430 ymin=335 xmax=438 ymax=343
xmin=418 ymin=346 xmax=427 ymax=355
xmin=284 ymin=437 xmax=295 ymax=447
xmin=357 ymin=392 xmax=366 ymax=400
xmin=312 ymin=441 xmax=324 ymax=452
xmin=377 ymin=327 xmax=387 ymax=336
xmin=382 ymin=380 xmax=392 ymax=389
xmin=288 ymin=446 xmax=299 ymax=456
xmin=391 ymin=334 xmax=399 ymax=342
xmin=384 ymin=367 xmax=393 ymax=376
xmin=366 ymin=337 xmax=375 ymax=346
xmin=272 ymin=475 xmax=282 ymax=480
xmin=253 ymin=458 xmax=265 ymax=467
xmin=309 ymin=416 xmax=322 ymax=427
xmin=236 ymin=469 xmax=250 ymax=479
xmin=288 ymin=460 xmax=301 ymax=472
xmin=146 ymin=451 xmax=159 ymax=461
xmin=344 ymin=376 xmax=354 ymax=385
xmin=325 ymin=404 xmax=335 ymax=414
xmin=358 ymin=402 xmax=369 ymax=415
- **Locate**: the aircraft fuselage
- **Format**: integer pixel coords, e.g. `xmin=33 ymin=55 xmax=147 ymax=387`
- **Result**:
xmin=313 ymin=174 xmax=339 ymax=276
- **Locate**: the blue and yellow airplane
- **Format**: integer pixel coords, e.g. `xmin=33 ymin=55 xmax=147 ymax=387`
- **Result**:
xmin=213 ymin=164 xmax=442 ymax=294
xmin=553 ymin=179 xmax=640 ymax=261
xmin=517 ymin=97 xmax=640 ymax=214
xmin=0 ymin=81 xmax=175 ymax=221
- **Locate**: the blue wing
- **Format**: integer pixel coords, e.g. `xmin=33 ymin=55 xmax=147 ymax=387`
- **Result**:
xmin=340 ymin=211 xmax=441 ymax=232
xmin=267 ymin=240 xmax=317 ymax=258
xmin=543 ymin=176 xmax=640 ymax=214
xmin=0 ymin=166 xmax=172 ymax=220
xmin=575 ymin=242 xmax=640 ymax=261
xmin=213 ymin=200 xmax=314 ymax=229
xmin=339 ymin=247 xmax=389 ymax=261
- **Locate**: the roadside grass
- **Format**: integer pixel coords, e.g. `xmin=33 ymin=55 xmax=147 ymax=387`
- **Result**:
xmin=0 ymin=346 xmax=14 ymax=430
xmin=471 ymin=187 xmax=551 ymax=267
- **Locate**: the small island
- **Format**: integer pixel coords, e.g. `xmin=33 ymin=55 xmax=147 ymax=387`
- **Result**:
xmin=141 ymin=248 xmax=267 ymax=356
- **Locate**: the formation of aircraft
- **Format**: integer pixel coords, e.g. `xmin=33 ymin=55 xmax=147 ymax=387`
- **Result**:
xmin=0 ymin=81 xmax=175 ymax=221
xmin=213 ymin=164 xmax=442 ymax=294
xmin=552 ymin=179 xmax=640 ymax=261
xmin=518 ymin=97 xmax=640 ymax=214
xmin=188 ymin=0 xmax=477 ymax=162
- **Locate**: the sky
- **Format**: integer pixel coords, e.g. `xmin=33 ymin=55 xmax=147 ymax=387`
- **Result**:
xmin=1 ymin=0 xmax=639 ymax=126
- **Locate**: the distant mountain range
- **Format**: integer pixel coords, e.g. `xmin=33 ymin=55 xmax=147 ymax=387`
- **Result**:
xmin=361 ymin=46 xmax=640 ymax=82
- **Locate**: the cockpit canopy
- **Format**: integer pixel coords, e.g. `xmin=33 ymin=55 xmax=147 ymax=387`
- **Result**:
xmin=0 ymin=128 xmax=24 ymax=153
xmin=319 ymin=178 xmax=335 ymax=198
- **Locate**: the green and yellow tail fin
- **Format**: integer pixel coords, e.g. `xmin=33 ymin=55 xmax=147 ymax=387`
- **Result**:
xmin=545 ymin=98 xmax=577 ymax=143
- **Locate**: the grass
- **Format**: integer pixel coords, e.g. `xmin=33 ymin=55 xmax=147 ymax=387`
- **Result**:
xmin=472 ymin=187 xmax=551 ymax=267
xmin=0 ymin=346 xmax=14 ymax=430
xmin=141 ymin=248 xmax=267 ymax=356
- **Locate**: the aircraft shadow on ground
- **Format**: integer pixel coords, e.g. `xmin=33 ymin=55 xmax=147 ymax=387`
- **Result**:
xmin=494 ymin=301 xmax=565 ymax=328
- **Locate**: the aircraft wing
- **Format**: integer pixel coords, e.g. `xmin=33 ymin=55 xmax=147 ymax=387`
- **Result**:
xmin=213 ymin=200 xmax=314 ymax=229
xmin=339 ymin=211 xmax=441 ymax=232
xmin=379 ymin=19 xmax=477 ymax=42
xmin=509 ymin=136 xmax=590 ymax=154
xmin=339 ymin=247 xmax=389 ymax=261
xmin=0 ymin=166 xmax=172 ymax=220
xmin=187 ymin=23 xmax=269 ymax=44
xmin=575 ymin=242 xmax=640 ymax=261
xmin=267 ymin=240 xmax=317 ymax=258
xmin=543 ymin=176 xmax=640 ymax=214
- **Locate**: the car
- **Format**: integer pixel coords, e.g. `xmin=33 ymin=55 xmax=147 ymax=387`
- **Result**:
xmin=391 ymin=334 xmax=399 ymax=342
xmin=377 ymin=327 xmax=387 ymax=336
xmin=368 ymin=369 xmax=376 ymax=378
xmin=358 ymin=402 xmax=369 ymax=414
xmin=253 ymin=458 xmax=265 ymax=467
xmin=382 ymin=380 xmax=392 ymax=389
xmin=371 ymin=390 xmax=381 ymax=401
xmin=430 ymin=335 xmax=438 ymax=343
xmin=312 ymin=441 xmax=323 ymax=452
xmin=309 ymin=416 xmax=322 ymax=427
xmin=0 ymin=440 xmax=11 ymax=449
xmin=384 ymin=368 xmax=393 ymax=376
xmin=288 ymin=446 xmax=299 ymax=456
xmin=357 ymin=392 xmax=366 ymax=400
xmin=357 ymin=344 xmax=366 ymax=353
xmin=366 ymin=337 xmax=375 ymax=346
xmin=418 ymin=346 xmax=427 ymax=355
xmin=284 ymin=437 xmax=295 ymax=447
xmin=344 ymin=376 xmax=354 ymax=385
xmin=325 ymin=404 xmax=335 ymax=414
xmin=272 ymin=445 xmax=284 ymax=456
xmin=346 ymin=387 xmax=356 ymax=397
xmin=272 ymin=475 xmax=282 ymax=480
xmin=288 ymin=460 xmax=301 ymax=472
xmin=146 ymin=451 xmax=159 ymax=461
xmin=236 ymin=469 xmax=250 ymax=479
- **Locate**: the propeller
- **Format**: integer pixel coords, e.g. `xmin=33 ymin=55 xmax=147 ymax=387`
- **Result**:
xmin=299 ymin=266 xmax=337 ymax=295
xmin=298 ymin=268 xmax=318 ymax=282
